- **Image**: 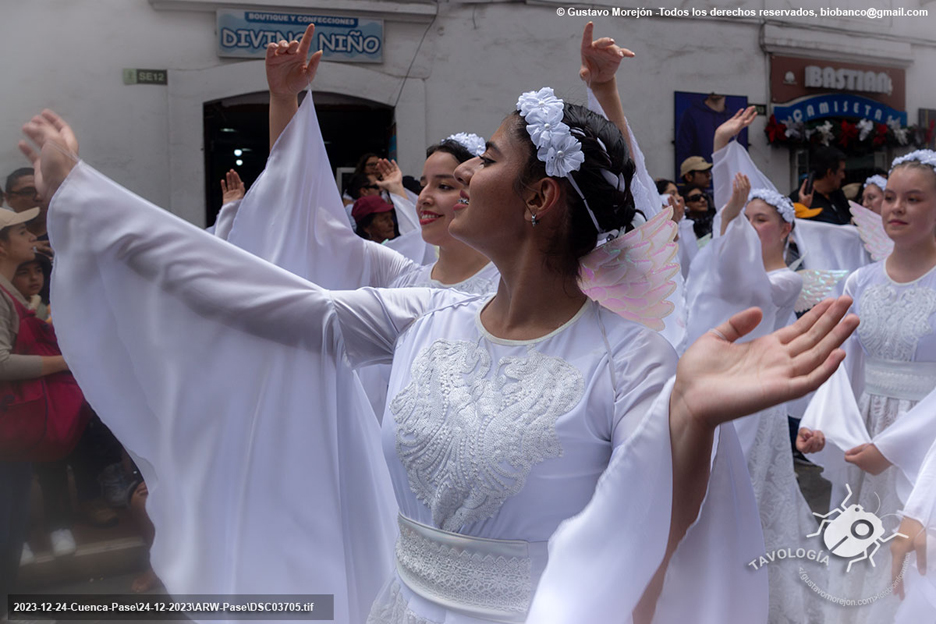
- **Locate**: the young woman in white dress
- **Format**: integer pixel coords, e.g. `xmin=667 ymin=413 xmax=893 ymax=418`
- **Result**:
xmin=799 ymin=150 xmax=936 ymax=624
xmin=22 ymin=81 xmax=857 ymax=624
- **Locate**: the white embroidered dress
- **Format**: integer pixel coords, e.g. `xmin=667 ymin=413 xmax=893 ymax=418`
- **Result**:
xmin=802 ymin=262 xmax=936 ymax=624
xmin=48 ymin=152 xmax=768 ymax=623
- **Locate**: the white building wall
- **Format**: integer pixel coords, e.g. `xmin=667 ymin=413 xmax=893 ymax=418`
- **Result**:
xmin=3 ymin=0 xmax=935 ymax=224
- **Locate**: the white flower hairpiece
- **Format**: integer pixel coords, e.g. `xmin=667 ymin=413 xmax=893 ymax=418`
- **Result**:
xmin=516 ymin=88 xmax=585 ymax=178
xmin=863 ymin=175 xmax=887 ymax=191
xmin=445 ymin=132 xmax=486 ymax=157
xmin=748 ymin=188 xmax=795 ymax=223
xmin=517 ymin=87 xmax=613 ymax=238
xmin=891 ymin=150 xmax=936 ymax=175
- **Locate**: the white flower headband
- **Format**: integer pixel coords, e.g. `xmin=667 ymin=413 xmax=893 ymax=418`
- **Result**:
xmin=444 ymin=132 xmax=486 ymax=157
xmin=891 ymin=149 xmax=936 ymax=175
xmin=748 ymin=188 xmax=795 ymax=223
xmin=516 ymin=87 xmax=615 ymax=239
xmin=863 ymin=175 xmax=888 ymax=191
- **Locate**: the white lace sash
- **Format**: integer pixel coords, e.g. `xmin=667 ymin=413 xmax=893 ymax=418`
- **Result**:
xmin=864 ymin=357 xmax=936 ymax=401
xmin=395 ymin=514 xmax=546 ymax=623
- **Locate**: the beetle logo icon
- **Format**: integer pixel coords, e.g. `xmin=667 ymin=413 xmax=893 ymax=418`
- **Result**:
xmin=807 ymin=484 xmax=907 ymax=573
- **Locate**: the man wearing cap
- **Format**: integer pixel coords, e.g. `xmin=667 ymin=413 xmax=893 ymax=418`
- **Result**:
xmin=679 ymin=157 xmax=719 ymax=239
xmin=351 ymin=195 xmax=398 ymax=244
xmin=679 ymin=156 xmax=713 ymax=194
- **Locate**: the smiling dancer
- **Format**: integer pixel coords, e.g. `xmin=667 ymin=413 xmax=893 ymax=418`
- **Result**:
xmin=223 ymin=25 xmax=497 ymax=297
xmin=23 ymin=26 xmax=867 ymax=621
xmin=799 ymin=150 xmax=936 ymax=624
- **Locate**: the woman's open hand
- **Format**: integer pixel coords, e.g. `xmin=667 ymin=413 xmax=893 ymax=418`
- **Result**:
xmin=579 ymin=22 xmax=634 ymax=87
xmin=891 ymin=516 xmax=926 ymax=600
xmin=221 ymin=169 xmax=246 ymax=204
xmin=19 ymin=110 xmax=79 ymax=202
xmin=672 ymin=297 xmax=858 ymax=430
xmin=266 ymin=24 xmax=323 ymax=99
xmin=844 ymin=443 xmax=892 ymax=475
xmin=714 ymin=106 xmax=757 ymax=152
xmin=796 ymin=427 xmax=826 ymax=454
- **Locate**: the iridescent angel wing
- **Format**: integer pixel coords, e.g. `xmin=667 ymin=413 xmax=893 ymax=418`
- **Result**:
xmin=849 ymin=200 xmax=893 ymax=262
xmin=794 ymin=269 xmax=849 ymax=313
xmin=579 ymin=207 xmax=679 ymax=331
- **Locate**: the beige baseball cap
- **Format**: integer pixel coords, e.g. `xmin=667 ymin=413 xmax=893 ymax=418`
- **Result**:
xmin=0 ymin=207 xmax=39 ymax=229
xmin=680 ymin=156 xmax=713 ymax=178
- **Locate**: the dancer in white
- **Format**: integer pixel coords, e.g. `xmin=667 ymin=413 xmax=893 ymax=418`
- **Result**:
xmin=800 ymin=150 xmax=936 ymax=624
xmin=23 ymin=81 xmax=857 ymax=624
xmin=861 ymin=175 xmax=888 ymax=215
xmin=217 ymin=25 xmax=498 ymax=297
xmin=680 ymin=107 xmax=828 ymax=624
xmin=213 ymin=26 xmax=498 ymax=416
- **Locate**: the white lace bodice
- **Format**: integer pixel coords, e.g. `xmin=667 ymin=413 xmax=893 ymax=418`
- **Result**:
xmin=391 ymin=340 xmax=583 ymax=531
xmin=381 ymin=296 xmax=677 ymax=540
xmin=849 ymin=262 xmax=936 ymax=363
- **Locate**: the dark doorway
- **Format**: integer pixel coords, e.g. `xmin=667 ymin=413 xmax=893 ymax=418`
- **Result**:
xmin=203 ymin=91 xmax=394 ymax=227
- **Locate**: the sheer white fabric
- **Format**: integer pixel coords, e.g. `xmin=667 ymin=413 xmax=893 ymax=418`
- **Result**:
xmin=895 ymin=438 xmax=936 ymax=624
xmin=49 ymin=162 xmax=404 ymax=623
xmin=49 ymin=158 xmax=765 ymax=623
xmin=676 ymin=219 xmax=700 ymax=280
xmin=793 ymin=219 xmax=870 ymax=297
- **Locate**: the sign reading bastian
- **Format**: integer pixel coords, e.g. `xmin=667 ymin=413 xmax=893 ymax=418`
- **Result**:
xmin=217 ymin=10 xmax=383 ymax=63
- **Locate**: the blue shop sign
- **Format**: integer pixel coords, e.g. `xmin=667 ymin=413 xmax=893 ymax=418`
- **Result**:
xmin=217 ymin=10 xmax=382 ymax=63
xmin=773 ymin=94 xmax=907 ymax=126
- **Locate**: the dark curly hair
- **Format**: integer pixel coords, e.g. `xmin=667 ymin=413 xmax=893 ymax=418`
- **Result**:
xmin=426 ymin=139 xmax=475 ymax=164
xmin=510 ymin=103 xmax=640 ymax=279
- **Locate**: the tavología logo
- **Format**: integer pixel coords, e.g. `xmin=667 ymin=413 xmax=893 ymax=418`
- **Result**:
xmin=808 ymin=484 xmax=906 ymax=572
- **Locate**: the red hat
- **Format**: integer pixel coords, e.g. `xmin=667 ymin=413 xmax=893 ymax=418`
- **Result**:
xmin=351 ymin=196 xmax=394 ymax=223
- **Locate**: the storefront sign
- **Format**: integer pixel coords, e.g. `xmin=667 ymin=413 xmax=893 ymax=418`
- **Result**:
xmin=771 ymin=56 xmax=904 ymax=111
xmin=773 ymin=94 xmax=907 ymax=126
xmin=217 ymin=10 xmax=382 ymax=63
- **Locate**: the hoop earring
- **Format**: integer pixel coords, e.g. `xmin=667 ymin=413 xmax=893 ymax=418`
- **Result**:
xmin=530 ymin=212 xmax=538 ymax=227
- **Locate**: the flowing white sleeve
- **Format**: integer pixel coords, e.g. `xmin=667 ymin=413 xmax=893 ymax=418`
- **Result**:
xmin=389 ymin=192 xmax=419 ymax=235
xmin=792 ymin=219 xmax=869 ymax=296
xmin=676 ymin=219 xmax=698 ymax=280
xmin=212 ymin=198 xmax=241 ymax=241
xmin=683 ymin=214 xmax=775 ymax=348
xmin=47 ymin=162 xmax=438 ymax=624
xmin=225 ymin=90 xmax=418 ymax=289
xmin=527 ymin=332 xmax=765 ymax=623
xmin=893 ymin=437 xmax=936 ymax=624
xmin=901 ymin=435 xmax=936 ymax=527
xmin=712 ymin=141 xmax=777 ymax=212
xmin=800 ymin=273 xmax=870 ymax=490
xmin=872 ymin=388 xmax=936 ymax=503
